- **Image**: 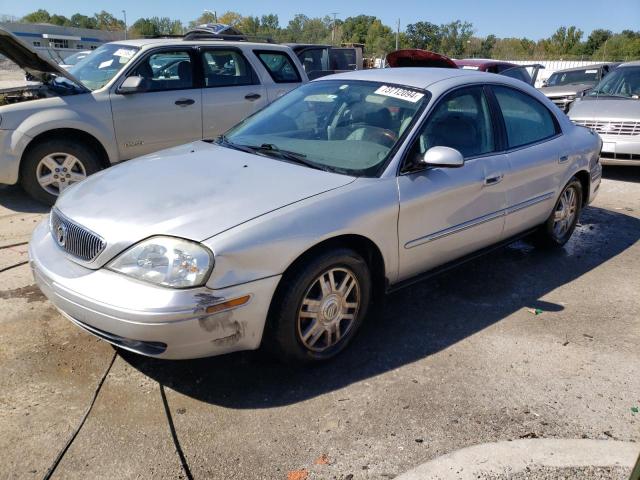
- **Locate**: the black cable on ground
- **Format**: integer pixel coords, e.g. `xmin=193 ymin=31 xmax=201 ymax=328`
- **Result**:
xmin=0 ymin=241 xmax=29 ymax=250
xmin=160 ymin=384 xmax=194 ymax=480
xmin=42 ymin=350 xmax=118 ymax=480
xmin=0 ymin=261 xmax=28 ymax=273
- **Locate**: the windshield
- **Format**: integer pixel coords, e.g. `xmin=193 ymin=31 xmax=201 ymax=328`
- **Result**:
xmin=62 ymin=51 xmax=90 ymax=66
xmin=588 ymin=66 xmax=640 ymax=98
xmin=547 ymin=68 xmax=600 ymax=86
xmin=223 ymin=80 xmax=428 ymax=176
xmin=68 ymin=44 xmax=138 ymax=90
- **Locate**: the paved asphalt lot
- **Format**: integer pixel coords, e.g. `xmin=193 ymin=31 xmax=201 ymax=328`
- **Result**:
xmin=0 ymin=167 xmax=639 ymax=479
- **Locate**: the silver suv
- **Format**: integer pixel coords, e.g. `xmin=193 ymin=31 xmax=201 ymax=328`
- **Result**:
xmin=0 ymin=28 xmax=307 ymax=204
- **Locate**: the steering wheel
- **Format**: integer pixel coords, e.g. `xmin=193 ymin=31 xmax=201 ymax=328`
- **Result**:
xmin=351 ymin=123 xmax=397 ymax=147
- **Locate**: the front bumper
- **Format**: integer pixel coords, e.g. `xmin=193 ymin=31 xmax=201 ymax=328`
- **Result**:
xmin=29 ymin=220 xmax=281 ymax=359
xmin=598 ymin=135 xmax=640 ymax=166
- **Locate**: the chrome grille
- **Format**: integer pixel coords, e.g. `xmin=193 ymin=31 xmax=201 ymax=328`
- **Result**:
xmin=49 ymin=209 xmax=106 ymax=262
xmin=572 ymin=119 xmax=640 ymax=136
xmin=550 ymin=96 xmax=572 ymax=110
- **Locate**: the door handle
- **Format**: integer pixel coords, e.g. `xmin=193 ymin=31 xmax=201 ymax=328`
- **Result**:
xmin=175 ymin=98 xmax=195 ymax=106
xmin=244 ymin=93 xmax=261 ymax=101
xmin=484 ymin=173 xmax=504 ymax=186
xmin=559 ymin=155 xmax=569 ymax=163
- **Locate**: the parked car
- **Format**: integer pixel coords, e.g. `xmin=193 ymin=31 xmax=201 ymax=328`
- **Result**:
xmin=0 ymin=28 xmax=308 ymax=205
xmin=59 ymin=50 xmax=92 ymax=70
xmin=286 ymin=44 xmax=364 ymax=80
xmin=385 ymin=51 xmax=542 ymax=86
xmin=454 ymin=59 xmax=543 ymax=86
xmin=540 ymin=63 xmax=619 ymax=112
xmin=30 ymin=67 xmax=602 ymax=362
xmin=569 ymin=61 xmax=640 ymax=166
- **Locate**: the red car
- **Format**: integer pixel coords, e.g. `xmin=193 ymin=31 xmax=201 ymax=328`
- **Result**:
xmin=386 ymin=50 xmax=542 ymax=86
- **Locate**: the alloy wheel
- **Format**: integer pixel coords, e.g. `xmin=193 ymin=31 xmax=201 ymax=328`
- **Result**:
xmin=36 ymin=153 xmax=87 ymax=196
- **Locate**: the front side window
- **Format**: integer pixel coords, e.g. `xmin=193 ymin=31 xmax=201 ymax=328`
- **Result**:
xmin=223 ymin=80 xmax=428 ymax=176
xmin=256 ymin=51 xmax=301 ymax=83
xmin=201 ymin=49 xmax=255 ymax=87
xmin=130 ymin=50 xmax=194 ymax=91
xmin=412 ymin=86 xmax=495 ymax=159
xmin=493 ymin=86 xmax=559 ymax=148
xmin=588 ymin=66 xmax=640 ymax=98
xmin=69 ymin=43 xmax=139 ymax=90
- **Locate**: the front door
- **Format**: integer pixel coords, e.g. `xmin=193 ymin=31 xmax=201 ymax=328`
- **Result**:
xmin=397 ymin=86 xmax=509 ymax=281
xmin=110 ymin=48 xmax=202 ymax=159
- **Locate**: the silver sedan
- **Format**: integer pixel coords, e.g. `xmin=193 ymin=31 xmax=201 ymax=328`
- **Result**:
xmin=29 ymin=68 xmax=602 ymax=362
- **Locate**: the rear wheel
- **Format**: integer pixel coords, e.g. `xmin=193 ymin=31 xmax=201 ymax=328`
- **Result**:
xmin=533 ymin=177 xmax=582 ymax=248
xmin=20 ymin=139 xmax=103 ymax=206
xmin=267 ymin=248 xmax=372 ymax=363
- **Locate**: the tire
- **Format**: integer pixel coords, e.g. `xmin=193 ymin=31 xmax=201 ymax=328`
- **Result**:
xmin=266 ymin=248 xmax=372 ymax=363
xmin=20 ymin=138 xmax=103 ymax=206
xmin=533 ymin=177 xmax=583 ymax=248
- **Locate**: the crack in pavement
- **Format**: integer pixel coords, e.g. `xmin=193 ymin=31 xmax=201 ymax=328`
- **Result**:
xmin=160 ymin=384 xmax=195 ymax=480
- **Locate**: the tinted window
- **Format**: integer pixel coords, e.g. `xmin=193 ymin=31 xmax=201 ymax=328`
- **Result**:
xmin=256 ymin=51 xmax=301 ymax=83
xmin=202 ymin=49 xmax=255 ymax=87
xmin=547 ymin=68 xmax=600 ymax=86
xmin=500 ymin=66 xmax=533 ymax=84
xmin=414 ymin=87 xmax=495 ymax=158
xmin=588 ymin=66 xmax=640 ymax=98
xmin=493 ymin=86 xmax=558 ymax=148
xmin=131 ymin=50 xmax=194 ymax=91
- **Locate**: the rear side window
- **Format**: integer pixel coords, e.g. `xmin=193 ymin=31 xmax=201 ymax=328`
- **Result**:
xmin=255 ymin=51 xmax=301 ymax=83
xmin=201 ymin=49 xmax=256 ymax=87
xmin=493 ymin=86 xmax=559 ymax=148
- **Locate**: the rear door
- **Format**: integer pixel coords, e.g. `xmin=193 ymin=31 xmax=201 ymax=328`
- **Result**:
xmin=489 ymin=84 xmax=565 ymax=238
xmin=397 ymin=86 xmax=509 ymax=281
xmin=253 ymin=50 xmax=304 ymax=102
xmin=110 ymin=47 xmax=202 ymax=159
xmin=199 ymin=47 xmax=267 ymax=138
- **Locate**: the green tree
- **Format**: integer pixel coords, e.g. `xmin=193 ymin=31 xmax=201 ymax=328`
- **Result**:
xmin=188 ymin=11 xmax=217 ymax=30
xmin=405 ymin=21 xmax=442 ymax=51
xmin=70 ymin=13 xmax=98 ymax=29
xmin=439 ymin=20 xmax=474 ymax=57
xmin=479 ymin=34 xmax=497 ymax=58
xmin=341 ymin=15 xmax=378 ymax=44
xmin=21 ymin=9 xmax=51 ymax=24
xmin=583 ymin=29 xmax=612 ymax=56
xmin=49 ymin=14 xmax=71 ymax=26
xmin=93 ymin=10 xmax=125 ymax=31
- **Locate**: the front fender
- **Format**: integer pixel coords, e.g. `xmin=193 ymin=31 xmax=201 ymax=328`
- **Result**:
xmin=203 ymin=177 xmax=400 ymax=289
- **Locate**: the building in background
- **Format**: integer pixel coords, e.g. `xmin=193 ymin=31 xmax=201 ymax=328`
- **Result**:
xmin=0 ymin=22 xmax=123 ymax=62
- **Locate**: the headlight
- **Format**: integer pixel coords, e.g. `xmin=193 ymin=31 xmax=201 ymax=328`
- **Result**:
xmin=107 ymin=236 xmax=213 ymax=288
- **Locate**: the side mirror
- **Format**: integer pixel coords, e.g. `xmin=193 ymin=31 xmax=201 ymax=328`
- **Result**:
xmin=118 ymin=76 xmax=147 ymax=94
xmin=541 ymin=80 xmax=548 ymax=87
xmin=422 ymin=146 xmax=464 ymax=168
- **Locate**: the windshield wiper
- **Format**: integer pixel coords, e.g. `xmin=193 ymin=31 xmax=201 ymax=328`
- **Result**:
xmin=254 ymin=144 xmax=335 ymax=172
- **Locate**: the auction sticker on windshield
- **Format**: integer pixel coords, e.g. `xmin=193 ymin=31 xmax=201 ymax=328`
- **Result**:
xmin=114 ymin=48 xmax=136 ymax=58
xmin=375 ymin=85 xmax=425 ymax=103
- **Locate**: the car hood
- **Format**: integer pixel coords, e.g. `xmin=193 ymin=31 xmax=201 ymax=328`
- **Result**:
xmin=55 ymin=141 xmax=356 ymax=265
xmin=386 ymin=49 xmax=458 ymax=68
xmin=568 ymin=97 xmax=640 ymax=120
xmin=540 ymin=84 xmax=593 ymax=96
xmin=0 ymin=28 xmax=88 ymax=91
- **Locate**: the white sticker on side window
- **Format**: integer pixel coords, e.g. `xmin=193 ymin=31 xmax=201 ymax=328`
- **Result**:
xmin=374 ymin=85 xmax=425 ymax=103
xmin=585 ymin=69 xmax=598 ymax=74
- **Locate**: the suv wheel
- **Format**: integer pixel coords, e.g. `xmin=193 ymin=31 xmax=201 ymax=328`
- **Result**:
xmin=267 ymin=248 xmax=372 ymax=363
xmin=20 ymin=139 xmax=103 ymax=206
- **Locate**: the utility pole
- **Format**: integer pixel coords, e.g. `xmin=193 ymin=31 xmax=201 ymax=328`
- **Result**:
xmin=396 ymin=19 xmax=400 ymax=51
xmin=122 ymin=10 xmax=127 ymax=40
xmin=331 ymin=12 xmax=339 ymax=45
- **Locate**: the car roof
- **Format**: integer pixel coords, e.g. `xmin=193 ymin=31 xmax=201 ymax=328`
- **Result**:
xmin=551 ymin=63 xmax=614 ymax=73
xmin=107 ymin=38 xmax=292 ymax=50
xmin=315 ymin=67 xmax=489 ymax=89
xmin=454 ymin=58 xmax=518 ymax=68
xmin=619 ymin=60 xmax=640 ymax=67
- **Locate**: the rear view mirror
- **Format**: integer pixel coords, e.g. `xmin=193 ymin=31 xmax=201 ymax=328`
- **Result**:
xmin=118 ymin=76 xmax=147 ymax=94
xmin=422 ymin=146 xmax=464 ymax=168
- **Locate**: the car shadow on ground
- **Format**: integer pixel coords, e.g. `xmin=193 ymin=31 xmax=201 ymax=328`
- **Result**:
xmin=121 ymin=205 xmax=640 ymax=409
xmin=0 ymin=185 xmax=49 ymax=214
xmin=602 ymin=165 xmax=640 ymax=183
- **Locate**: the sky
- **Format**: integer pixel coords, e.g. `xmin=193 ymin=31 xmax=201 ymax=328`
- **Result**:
xmin=1 ymin=0 xmax=638 ymax=40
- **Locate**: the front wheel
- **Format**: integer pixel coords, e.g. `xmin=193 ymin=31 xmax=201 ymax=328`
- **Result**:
xmin=266 ymin=248 xmax=372 ymax=363
xmin=20 ymin=139 xmax=103 ymax=206
xmin=534 ymin=177 xmax=583 ymax=248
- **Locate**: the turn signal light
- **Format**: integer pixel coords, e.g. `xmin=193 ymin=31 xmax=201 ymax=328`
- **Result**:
xmin=206 ymin=295 xmax=251 ymax=314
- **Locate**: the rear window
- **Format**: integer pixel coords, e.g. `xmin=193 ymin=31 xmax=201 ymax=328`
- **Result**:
xmin=255 ymin=51 xmax=301 ymax=83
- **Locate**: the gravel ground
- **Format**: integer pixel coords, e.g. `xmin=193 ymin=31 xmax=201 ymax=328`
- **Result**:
xmin=0 ymin=166 xmax=639 ymax=479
